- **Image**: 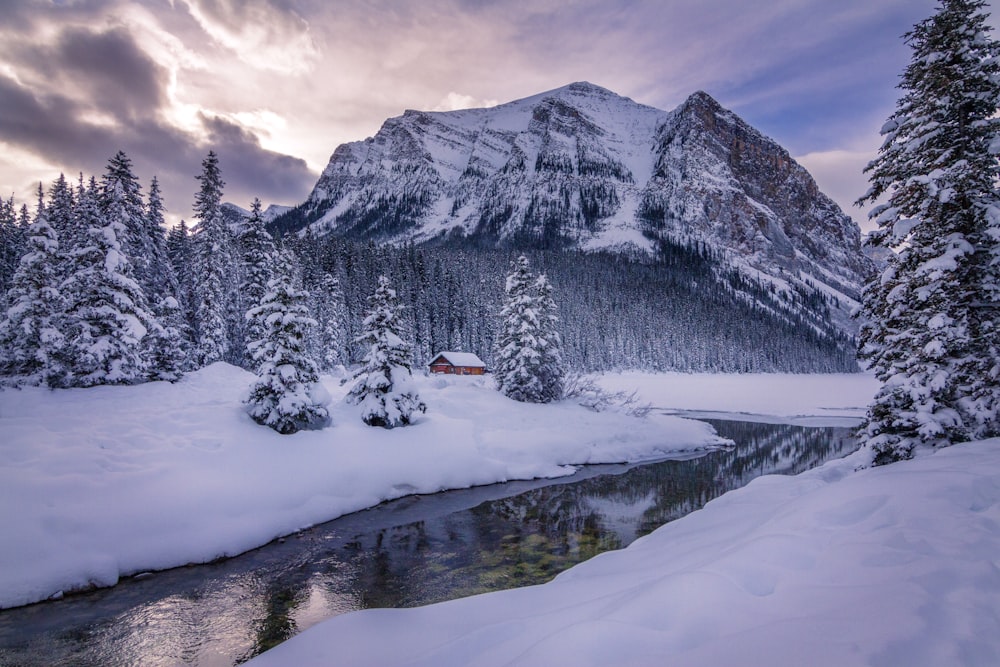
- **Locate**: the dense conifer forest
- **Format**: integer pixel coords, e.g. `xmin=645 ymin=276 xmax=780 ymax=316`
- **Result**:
xmin=0 ymin=151 xmax=858 ymax=389
xmin=282 ymin=232 xmax=858 ymax=373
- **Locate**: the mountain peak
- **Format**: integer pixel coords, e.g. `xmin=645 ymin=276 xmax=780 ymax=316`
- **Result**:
xmin=681 ymin=90 xmax=723 ymax=114
xmin=281 ymin=82 xmax=871 ymax=307
xmin=562 ymin=81 xmax=614 ymax=95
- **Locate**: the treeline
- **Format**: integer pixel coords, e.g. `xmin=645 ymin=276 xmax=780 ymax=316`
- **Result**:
xmin=285 ymin=233 xmax=858 ymax=373
xmin=0 ymin=150 xmax=857 ymax=390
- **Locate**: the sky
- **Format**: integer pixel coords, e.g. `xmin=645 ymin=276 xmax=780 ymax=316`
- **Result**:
xmin=0 ymin=0 xmax=994 ymax=230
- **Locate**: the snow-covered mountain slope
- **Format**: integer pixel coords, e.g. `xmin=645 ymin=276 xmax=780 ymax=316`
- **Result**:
xmin=274 ymin=82 xmax=872 ymax=304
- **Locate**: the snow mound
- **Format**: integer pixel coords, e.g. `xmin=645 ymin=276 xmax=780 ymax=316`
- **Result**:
xmin=0 ymin=364 xmax=725 ymax=609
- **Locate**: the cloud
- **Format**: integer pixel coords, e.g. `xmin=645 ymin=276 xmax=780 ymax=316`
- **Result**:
xmin=199 ymin=114 xmax=313 ymax=203
xmin=0 ymin=9 xmax=316 ymax=224
xmin=50 ymin=26 xmax=167 ymax=120
xmin=432 ymin=92 xmax=500 ymax=112
xmin=179 ymin=0 xmax=320 ymax=74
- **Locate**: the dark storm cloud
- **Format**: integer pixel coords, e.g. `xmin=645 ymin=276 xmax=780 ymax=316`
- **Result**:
xmin=50 ymin=26 xmax=167 ymax=119
xmin=0 ymin=76 xmax=116 ymax=169
xmin=199 ymin=114 xmax=314 ymax=206
xmin=0 ymin=16 xmax=314 ymax=219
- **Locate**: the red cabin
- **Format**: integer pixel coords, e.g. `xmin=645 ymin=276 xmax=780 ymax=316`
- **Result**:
xmin=428 ymin=352 xmax=487 ymax=375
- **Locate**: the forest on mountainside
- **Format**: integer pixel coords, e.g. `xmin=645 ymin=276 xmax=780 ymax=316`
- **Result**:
xmin=285 ymin=232 xmax=858 ymax=373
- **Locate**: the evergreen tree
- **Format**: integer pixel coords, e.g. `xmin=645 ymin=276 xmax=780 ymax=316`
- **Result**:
xmin=166 ymin=219 xmax=196 ymax=348
xmin=0 ymin=195 xmax=65 ymax=385
xmin=244 ymin=275 xmax=329 ymax=434
xmin=494 ymin=255 xmax=564 ymax=403
xmin=145 ymin=295 xmax=188 ymax=382
xmin=533 ymin=272 xmax=565 ymax=402
xmin=0 ymin=196 xmax=28 ymax=301
xmin=60 ymin=178 xmax=154 ymax=387
xmin=46 ymin=174 xmax=75 ymax=269
xmin=191 ymin=151 xmax=235 ymax=367
xmin=348 ymin=275 xmax=425 ymax=427
xmin=143 ymin=176 xmax=180 ymax=304
xmin=239 ymin=198 xmax=277 ymax=369
xmin=856 ymin=0 xmax=1000 ymax=464
xmin=309 ymin=272 xmax=347 ymax=372
xmin=101 ymin=151 xmax=149 ymax=288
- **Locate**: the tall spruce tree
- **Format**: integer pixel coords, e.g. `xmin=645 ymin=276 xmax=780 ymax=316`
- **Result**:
xmin=0 ymin=193 xmax=65 ymax=385
xmin=143 ymin=176 xmax=180 ymax=303
xmin=191 ymin=151 xmax=234 ymax=367
xmin=309 ymin=272 xmax=348 ymax=372
xmin=166 ymin=219 xmax=196 ymax=348
xmin=60 ymin=177 xmax=154 ymax=387
xmin=239 ymin=198 xmax=277 ymax=369
xmin=857 ymin=0 xmax=1000 ymax=464
xmin=101 ymin=152 xmax=149 ymax=288
xmin=45 ymin=175 xmax=75 ymax=271
xmin=0 ymin=196 xmax=28 ymax=301
xmin=347 ymin=275 xmax=425 ymax=427
xmin=244 ymin=274 xmax=329 ymax=434
xmin=494 ymin=256 xmax=564 ymax=403
xmin=533 ymin=273 xmax=565 ymax=402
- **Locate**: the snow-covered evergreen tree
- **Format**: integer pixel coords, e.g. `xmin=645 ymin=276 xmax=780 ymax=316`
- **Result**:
xmin=143 ymin=176 xmax=180 ymax=304
xmin=45 ymin=175 xmax=75 ymax=271
xmin=244 ymin=275 xmax=329 ymax=434
xmin=347 ymin=275 xmax=425 ymax=428
xmin=494 ymin=255 xmax=564 ymax=403
xmin=533 ymin=272 xmax=565 ymax=402
xmin=145 ymin=296 xmax=188 ymax=382
xmin=856 ymin=0 xmax=1000 ymax=464
xmin=239 ymin=198 xmax=277 ymax=369
xmin=140 ymin=176 xmax=188 ymax=380
xmin=191 ymin=151 xmax=235 ymax=367
xmin=166 ymin=219 xmax=196 ymax=348
xmin=309 ymin=272 xmax=347 ymax=372
xmin=59 ymin=178 xmax=154 ymax=387
xmin=101 ymin=152 xmax=149 ymax=289
xmin=0 ymin=196 xmax=28 ymax=302
xmin=0 ymin=195 xmax=65 ymax=385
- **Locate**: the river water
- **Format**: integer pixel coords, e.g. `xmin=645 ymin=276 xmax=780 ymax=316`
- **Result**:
xmin=0 ymin=419 xmax=856 ymax=666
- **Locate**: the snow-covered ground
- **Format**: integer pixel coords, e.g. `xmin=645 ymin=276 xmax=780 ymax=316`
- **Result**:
xmin=1 ymin=363 xmax=738 ymax=610
xmin=248 ymin=434 xmax=1000 ymax=667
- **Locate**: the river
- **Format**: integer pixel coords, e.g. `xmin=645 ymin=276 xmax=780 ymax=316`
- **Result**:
xmin=0 ymin=419 xmax=856 ymax=666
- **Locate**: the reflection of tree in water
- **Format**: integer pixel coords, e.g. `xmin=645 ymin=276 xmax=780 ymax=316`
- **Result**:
xmin=468 ymin=493 xmax=623 ymax=591
xmin=342 ymin=421 xmax=855 ymax=609
xmin=237 ymin=579 xmax=309 ymax=663
xmin=348 ymin=526 xmax=432 ymax=609
xmin=633 ymin=421 xmax=855 ymax=536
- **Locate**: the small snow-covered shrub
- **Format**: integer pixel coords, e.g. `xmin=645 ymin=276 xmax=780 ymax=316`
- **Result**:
xmin=563 ymin=372 xmax=652 ymax=418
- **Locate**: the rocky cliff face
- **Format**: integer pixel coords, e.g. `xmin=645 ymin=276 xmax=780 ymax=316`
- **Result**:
xmin=281 ymin=82 xmax=872 ymax=303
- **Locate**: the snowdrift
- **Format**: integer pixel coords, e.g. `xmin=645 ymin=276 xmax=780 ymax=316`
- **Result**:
xmin=0 ymin=363 xmax=727 ymax=609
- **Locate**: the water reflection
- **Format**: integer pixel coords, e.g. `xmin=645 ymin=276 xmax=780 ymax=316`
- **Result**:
xmin=0 ymin=420 xmax=855 ymax=666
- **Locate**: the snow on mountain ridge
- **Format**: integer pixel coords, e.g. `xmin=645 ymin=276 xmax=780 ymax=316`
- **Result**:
xmin=286 ymin=81 xmax=872 ymax=306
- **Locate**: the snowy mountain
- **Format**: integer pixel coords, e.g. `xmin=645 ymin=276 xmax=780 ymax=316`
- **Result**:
xmin=272 ymin=82 xmax=872 ymax=303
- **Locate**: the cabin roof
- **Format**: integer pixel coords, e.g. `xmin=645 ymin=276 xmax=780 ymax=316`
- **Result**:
xmin=429 ymin=351 xmax=486 ymax=368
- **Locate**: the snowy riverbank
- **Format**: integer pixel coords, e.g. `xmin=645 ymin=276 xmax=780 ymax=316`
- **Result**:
xmin=248 ymin=435 xmax=1000 ymax=667
xmin=1 ymin=363 xmax=744 ymax=610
